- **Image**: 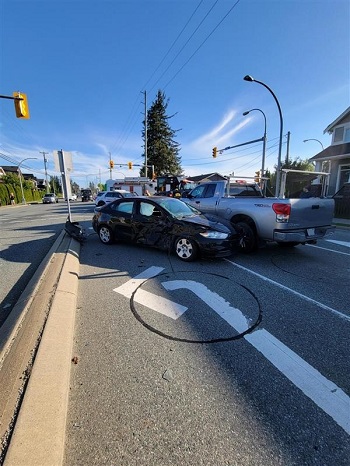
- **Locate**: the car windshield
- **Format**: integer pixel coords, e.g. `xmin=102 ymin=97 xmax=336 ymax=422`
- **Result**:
xmin=156 ymin=198 xmax=200 ymax=218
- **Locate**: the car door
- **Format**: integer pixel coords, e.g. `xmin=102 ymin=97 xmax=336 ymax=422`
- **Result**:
xmin=185 ymin=183 xmax=217 ymax=214
xmin=107 ymin=200 xmax=135 ymax=241
xmin=132 ymin=200 xmax=170 ymax=248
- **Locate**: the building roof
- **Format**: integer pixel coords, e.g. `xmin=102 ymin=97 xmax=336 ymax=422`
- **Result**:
xmin=309 ymin=142 xmax=350 ymax=161
xmin=324 ymin=106 xmax=350 ymax=134
xmin=187 ymin=172 xmax=227 ymax=183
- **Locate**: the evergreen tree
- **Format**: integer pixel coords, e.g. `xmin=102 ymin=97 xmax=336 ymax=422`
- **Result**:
xmin=142 ymin=90 xmax=182 ymax=178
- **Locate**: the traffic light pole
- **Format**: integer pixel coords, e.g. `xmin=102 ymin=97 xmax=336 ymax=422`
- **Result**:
xmin=217 ymin=137 xmax=264 ymax=154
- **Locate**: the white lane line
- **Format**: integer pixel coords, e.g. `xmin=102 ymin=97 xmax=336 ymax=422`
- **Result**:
xmin=225 ymin=260 xmax=350 ymax=322
xmin=113 ymin=266 xmax=187 ymax=319
xmin=306 ymin=244 xmax=350 ymax=256
xmin=165 ymin=278 xmax=350 ymax=435
xmin=327 ymin=239 xmax=350 ymax=248
xmin=245 ymin=329 xmax=350 ymax=435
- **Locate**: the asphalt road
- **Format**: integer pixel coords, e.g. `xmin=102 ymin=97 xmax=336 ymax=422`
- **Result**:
xmin=0 ymin=201 xmax=93 ymax=327
xmin=1 ymin=202 xmax=349 ymax=465
xmin=63 ymin=219 xmax=350 ymax=465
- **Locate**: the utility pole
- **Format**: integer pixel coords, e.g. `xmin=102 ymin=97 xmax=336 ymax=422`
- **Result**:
xmin=109 ymin=152 xmax=112 ymax=179
xmin=285 ymin=131 xmax=291 ymax=165
xmin=39 ymin=151 xmax=49 ymax=193
xmin=143 ymin=91 xmax=148 ymax=178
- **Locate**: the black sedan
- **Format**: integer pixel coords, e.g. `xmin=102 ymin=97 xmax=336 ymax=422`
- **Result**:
xmin=92 ymin=197 xmax=240 ymax=261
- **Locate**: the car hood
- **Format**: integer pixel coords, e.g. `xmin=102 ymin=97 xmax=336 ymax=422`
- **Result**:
xmin=180 ymin=214 xmax=233 ymax=234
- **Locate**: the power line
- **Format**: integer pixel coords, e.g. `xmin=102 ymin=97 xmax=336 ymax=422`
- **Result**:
xmin=164 ymin=0 xmax=242 ymax=89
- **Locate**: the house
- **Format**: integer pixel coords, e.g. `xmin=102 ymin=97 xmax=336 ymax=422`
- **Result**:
xmin=309 ymin=106 xmax=350 ymax=196
xmin=0 ymin=166 xmax=38 ymax=187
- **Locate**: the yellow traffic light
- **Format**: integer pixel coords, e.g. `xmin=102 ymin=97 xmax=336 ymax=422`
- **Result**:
xmin=212 ymin=147 xmax=218 ymax=158
xmin=109 ymin=160 xmax=114 ymax=169
xmin=13 ymin=92 xmax=30 ymax=119
xmin=254 ymin=171 xmax=260 ymax=182
xmin=128 ymin=162 xmax=133 ymax=170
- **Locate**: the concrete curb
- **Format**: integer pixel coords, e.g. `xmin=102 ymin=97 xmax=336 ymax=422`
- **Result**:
xmin=4 ymin=237 xmax=80 ymax=466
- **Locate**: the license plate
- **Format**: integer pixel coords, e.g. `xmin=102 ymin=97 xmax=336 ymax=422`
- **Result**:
xmin=307 ymin=228 xmax=315 ymax=236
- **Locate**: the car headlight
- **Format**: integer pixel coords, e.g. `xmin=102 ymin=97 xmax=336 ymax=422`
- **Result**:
xmin=200 ymin=231 xmax=228 ymax=239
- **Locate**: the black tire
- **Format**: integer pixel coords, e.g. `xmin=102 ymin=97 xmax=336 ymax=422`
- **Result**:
xmin=236 ymin=221 xmax=257 ymax=253
xmin=174 ymin=237 xmax=198 ymax=262
xmin=98 ymin=225 xmax=114 ymax=245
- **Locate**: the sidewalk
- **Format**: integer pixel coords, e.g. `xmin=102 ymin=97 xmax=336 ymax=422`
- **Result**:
xmin=332 ymin=217 xmax=350 ymax=228
xmin=1 ymin=232 xmax=80 ymax=466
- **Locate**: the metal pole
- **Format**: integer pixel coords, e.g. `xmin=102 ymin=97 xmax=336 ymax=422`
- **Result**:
xmin=244 ymin=76 xmax=284 ymax=197
xmin=39 ymin=151 xmax=49 ymax=193
xmin=286 ymin=131 xmax=291 ymax=165
xmin=17 ymin=157 xmax=38 ymax=204
xmin=19 ymin=170 xmax=25 ymax=204
xmin=242 ymin=108 xmax=267 ymax=180
xmin=144 ymin=90 xmax=148 ymax=178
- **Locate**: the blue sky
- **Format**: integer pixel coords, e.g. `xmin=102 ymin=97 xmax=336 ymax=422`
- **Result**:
xmin=0 ymin=0 xmax=349 ymax=187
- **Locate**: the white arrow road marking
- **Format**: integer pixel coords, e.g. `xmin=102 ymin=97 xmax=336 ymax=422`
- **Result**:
xmin=114 ymin=266 xmax=350 ymax=434
xmin=113 ymin=266 xmax=187 ymax=319
xmin=163 ymin=280 xmax=250 ymax=333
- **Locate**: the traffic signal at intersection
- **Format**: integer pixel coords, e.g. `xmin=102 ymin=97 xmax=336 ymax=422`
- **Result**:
xmin=109 ymin=160 xmax=114 ymax=169
xmin=128 ymin=162 xmax=133 ymax=169
xmin=212 ymin=147 xmax=218 ymax=158
xmin=254 ymin=171 xmax=260 ymax=182
xmin=13 ymin=92 xmax=30 ymax=119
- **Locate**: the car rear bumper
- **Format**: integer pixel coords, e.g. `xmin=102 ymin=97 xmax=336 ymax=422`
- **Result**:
xmin=273 ymin=225 xmax=335 ymax=243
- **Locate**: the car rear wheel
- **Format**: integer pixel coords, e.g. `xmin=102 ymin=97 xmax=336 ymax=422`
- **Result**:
xmin=174 ymin=237 xmax=198 ymax=261
xmin=98 ymin=226 xmax=114 ymax=245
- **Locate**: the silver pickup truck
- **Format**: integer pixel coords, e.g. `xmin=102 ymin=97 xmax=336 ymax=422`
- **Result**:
xmin=183 ymin=177 xmax=335 ymax=252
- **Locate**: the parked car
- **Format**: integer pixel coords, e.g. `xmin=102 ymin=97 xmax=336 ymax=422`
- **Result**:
xmin=95 ymin=190 xmax=135 ymax=207
xmin=66 ymin=194 xmax=77 ymax=201
xmin=92 ymin=196 xmax=240 ymax=261
xmin=42 ymin=193 xmax=58 ymax=204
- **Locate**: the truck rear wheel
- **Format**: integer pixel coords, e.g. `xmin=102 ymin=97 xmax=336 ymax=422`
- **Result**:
xmin=236 ymin=221 xmax=257 ymax=253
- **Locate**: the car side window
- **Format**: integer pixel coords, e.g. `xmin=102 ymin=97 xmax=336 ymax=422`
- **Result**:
xmin=190 ymin=185 xmax=206 ymax=198
xmin=140 ymin=201 xmax=155 ymax=217
xmin=204 ymin=184 xmax=216 ymax=198
xmin=110 ymin=201 xmax=134 ymax=214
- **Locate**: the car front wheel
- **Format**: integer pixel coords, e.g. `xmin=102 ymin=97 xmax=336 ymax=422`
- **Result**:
xmin=174 ymin=237 xmax=198 ymax=261
xmin=98 ymin=226 xmax=114 ymax=245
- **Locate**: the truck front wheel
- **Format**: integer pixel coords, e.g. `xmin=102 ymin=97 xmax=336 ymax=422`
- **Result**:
xmin=235 ymin=221 xmax=257 ymax=253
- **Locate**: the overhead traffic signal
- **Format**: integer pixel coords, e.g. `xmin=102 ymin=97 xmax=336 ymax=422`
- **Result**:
xmin=254 ymin=171 xmax=260 ymax=182
xmin=128 ymin=161 xmax=133 ymax=169
xmin=212 ymin=147 xmax=218 ymax=158
xmin=109 ymin=160 xmax=114 ymax=169
xmin=13 ymin=92 xmax=30 ymax=119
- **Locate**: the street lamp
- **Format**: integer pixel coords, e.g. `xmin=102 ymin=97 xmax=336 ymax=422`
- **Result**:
xmin=17 ymin=157 xmax=38 ymax=204
xmin=243 ymin=108 xmax=267 ymax=182
xmin=244 ymin=75 xmax=283 ymax=197
xmin=303 ymin=139 xmax=324 ymax=150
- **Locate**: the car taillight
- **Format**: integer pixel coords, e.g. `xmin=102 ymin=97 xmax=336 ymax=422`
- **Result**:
xmin=272 ymin=203 xmax=291 ymax=222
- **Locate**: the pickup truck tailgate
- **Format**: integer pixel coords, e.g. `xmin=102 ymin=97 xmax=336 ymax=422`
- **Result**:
xmin=288 ymin=198 xmax=335 ymax=227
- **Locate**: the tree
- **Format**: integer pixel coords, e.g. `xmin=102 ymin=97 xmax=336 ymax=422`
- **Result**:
xmin=142 ymin=90 xmax=182 ymax=178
